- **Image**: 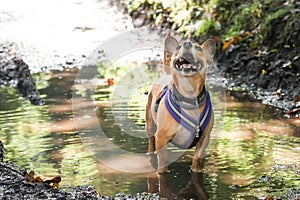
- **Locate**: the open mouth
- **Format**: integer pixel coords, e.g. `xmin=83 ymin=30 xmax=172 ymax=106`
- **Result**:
xmin=174 ymin=56 xmax=202 ymax=75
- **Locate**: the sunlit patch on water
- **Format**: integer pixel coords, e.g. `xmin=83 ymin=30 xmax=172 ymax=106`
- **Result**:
xmin=0 ymin=60 xmax=299 ymax=198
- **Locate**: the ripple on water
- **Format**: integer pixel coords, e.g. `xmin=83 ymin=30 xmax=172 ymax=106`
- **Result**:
xmin=0 ymin=63 xmax=299 ymax=199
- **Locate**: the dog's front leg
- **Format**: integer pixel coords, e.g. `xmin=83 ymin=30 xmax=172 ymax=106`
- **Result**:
xmin=148 ymin=136 xmax=155 ymax=153
xmin=192 ymin=115 xmax=213 ymax=172
xmin=147 ymin=135 xmax=157 ymax=170
xmin=146 ymin=116 xmax=158 ymax=168
xmin=191 ymin=132 xmax=210 ymax=172
xmin=155 ymin=131 xmax=170 ymax=173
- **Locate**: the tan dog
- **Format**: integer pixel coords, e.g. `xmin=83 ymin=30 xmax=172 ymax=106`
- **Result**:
xmin=146 ymin=33 xmax=216 ymax=173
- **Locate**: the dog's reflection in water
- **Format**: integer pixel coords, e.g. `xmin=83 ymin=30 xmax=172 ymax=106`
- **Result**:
xmin=147 ymin=171 xmax=209 ymax=200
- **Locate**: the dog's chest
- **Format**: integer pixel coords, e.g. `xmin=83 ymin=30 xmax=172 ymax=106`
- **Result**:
xmin=162 ymin=87 xmax=213 ymax=149
xmin=171 ymin=109 xmax=202 ymax=149
xmin=153 ymin=84 xmax=213 ymax=149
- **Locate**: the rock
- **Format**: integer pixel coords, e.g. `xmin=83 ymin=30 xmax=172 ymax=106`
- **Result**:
xmin=0 ymin=42 xmax=43 ymax=105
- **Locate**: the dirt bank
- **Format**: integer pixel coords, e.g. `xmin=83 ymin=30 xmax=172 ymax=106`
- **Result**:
xmin=216 ymin=5 xmax=300 ymax=114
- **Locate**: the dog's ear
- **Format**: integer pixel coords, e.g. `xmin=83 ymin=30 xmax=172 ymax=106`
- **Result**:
xmin=202 ymin=39 xmax=216 ymax=62
xmin=164 ymin=34 xmax=179 ymax=55
xmin=164 ymin=34 xmax=179 ymax=74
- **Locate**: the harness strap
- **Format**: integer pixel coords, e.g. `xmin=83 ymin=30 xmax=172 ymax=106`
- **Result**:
xmin=154 ymin=86 xmax=168 ymax=112
xmin=165 ymin=89 xmax=212 ymax=139
xmin=172 ymin=84 xmax=206 ymax=110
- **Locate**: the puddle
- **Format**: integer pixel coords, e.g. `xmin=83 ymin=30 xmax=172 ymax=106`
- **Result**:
xmin=0 ymin=60 xmax=299 ymax=199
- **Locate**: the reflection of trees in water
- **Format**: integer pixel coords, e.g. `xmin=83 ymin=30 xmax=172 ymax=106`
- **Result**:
xmin=0 ymin=66 xmax=299 ymax=198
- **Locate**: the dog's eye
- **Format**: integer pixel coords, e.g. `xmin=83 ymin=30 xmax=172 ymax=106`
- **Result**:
xmin=176 ymin=45 xmax=181 ymax=50
xmin=195 ymin=46 xmax=202 ymax=51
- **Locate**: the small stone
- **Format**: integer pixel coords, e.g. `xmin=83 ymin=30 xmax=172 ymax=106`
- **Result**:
xmin=229 ymin=184 xmax=240 ymax=189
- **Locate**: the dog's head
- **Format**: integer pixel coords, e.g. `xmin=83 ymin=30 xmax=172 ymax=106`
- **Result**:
xmin=164 ymin=34 xmax=216 ymax=77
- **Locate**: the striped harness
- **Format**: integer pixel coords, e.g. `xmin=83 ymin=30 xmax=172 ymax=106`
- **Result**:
xmin=155 ymin=84 xmax=212 ymax=149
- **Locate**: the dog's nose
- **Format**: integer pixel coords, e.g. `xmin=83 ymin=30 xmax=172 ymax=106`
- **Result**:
xmin=183 ymin=41 xmax=192 ymax=49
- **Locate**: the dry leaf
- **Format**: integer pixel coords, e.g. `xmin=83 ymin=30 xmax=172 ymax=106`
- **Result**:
xmin=222 ymin=31 xmax=251 ymax=51
xmin=24 ymin=170 xmax=62 ymax=188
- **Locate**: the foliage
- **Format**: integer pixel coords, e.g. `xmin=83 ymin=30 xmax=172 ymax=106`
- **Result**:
xmin=123 ymin=0 xmax=295 ymax=45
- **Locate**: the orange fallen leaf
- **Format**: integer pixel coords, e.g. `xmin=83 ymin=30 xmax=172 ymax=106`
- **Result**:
xmin=25 ymin=171 xmax=35 ymax=182
xmin=32 ymin=176 xmax=44 ymax=183
xmin=44 ymin=177 xmax=62 ymax=188
xmin=24 ymin=170 xmax=62 ymax=188
xmin=107 ymin=78 xmax=114 ymax=86
xmin=222 ymin=31 xmax=251 ymax=51
xmin=265 ymin=197 xmax=273 ymax=200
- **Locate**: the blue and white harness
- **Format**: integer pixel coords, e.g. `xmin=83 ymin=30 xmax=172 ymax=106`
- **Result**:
xmin=155 ymin=84 xmax=212 ymax=149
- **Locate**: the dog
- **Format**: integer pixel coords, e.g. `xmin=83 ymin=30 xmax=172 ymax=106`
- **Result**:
xmin=146 ymin=33 xmax=216 ymax=173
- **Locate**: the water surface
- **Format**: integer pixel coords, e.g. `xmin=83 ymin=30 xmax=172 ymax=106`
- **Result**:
xmin=0 ymin=65 xmax=299 ymax=199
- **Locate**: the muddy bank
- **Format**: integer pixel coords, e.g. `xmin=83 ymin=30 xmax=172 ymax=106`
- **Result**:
xmin=216 ymin=9 xmax=300 ymax=114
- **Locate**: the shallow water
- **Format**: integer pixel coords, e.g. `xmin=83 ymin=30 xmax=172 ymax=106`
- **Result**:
xmin=0 ymin=64 xmax=299 ymax=199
